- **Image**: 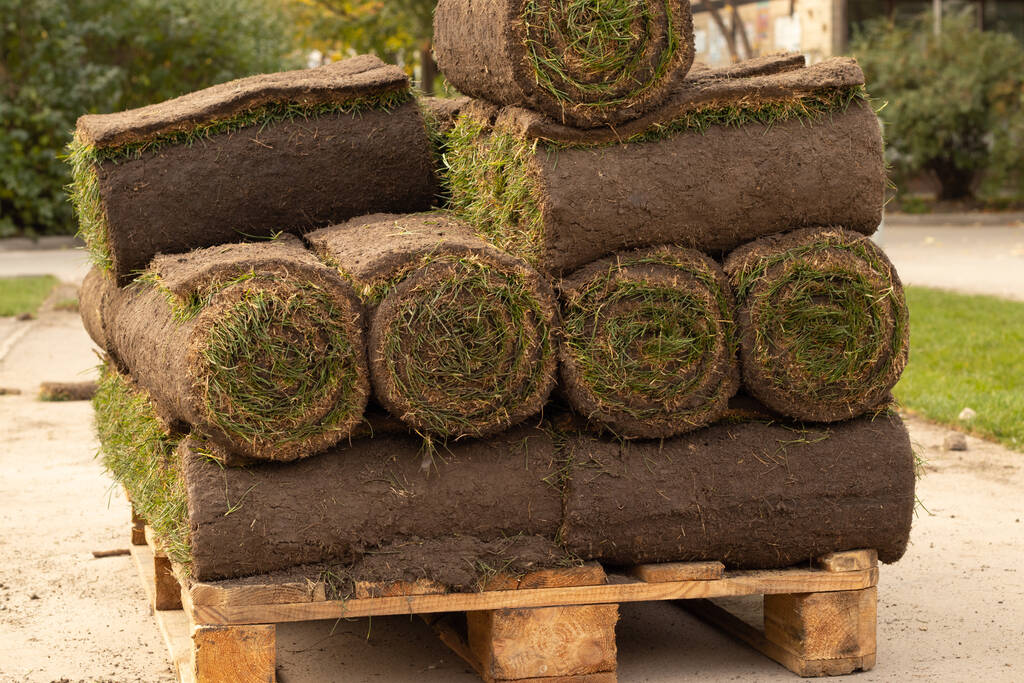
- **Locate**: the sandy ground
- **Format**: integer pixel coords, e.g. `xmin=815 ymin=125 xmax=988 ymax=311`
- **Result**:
xmin=0 ymin=229 xmax=1022 ymax=682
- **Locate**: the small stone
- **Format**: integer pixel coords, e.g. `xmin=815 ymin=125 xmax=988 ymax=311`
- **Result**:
xmin=943 ymin=433 xmax=968 ymax=451
xmin=958 ymin=407 xmax=977 ymax=421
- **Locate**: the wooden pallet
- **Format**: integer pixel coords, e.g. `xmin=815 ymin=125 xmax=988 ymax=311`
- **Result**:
xmin=128 ymin=513 xmax=880 ymax=682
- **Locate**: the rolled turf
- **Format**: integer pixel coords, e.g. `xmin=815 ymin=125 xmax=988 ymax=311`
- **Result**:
xmin=433 ymin=0 xmax=695 ymax=129
xmin=178 ymin=425 xmax=564 ymax=580
xmin=561 ymin=412 xmax=916 ymax=567
xmin=308 ymin=213 xmax=558 ymax=439
xmin=446 ymin=57 xmax=884 ymax=275
xmin=724 ymin=227 xmax=909 ymax=422
xmin=68 ymin=55 xmax=438 ymax=282
xmin=80 ymin=235 xmax=369 ymax=461
xmin=558 ymin=246 xmax=739 ymax=438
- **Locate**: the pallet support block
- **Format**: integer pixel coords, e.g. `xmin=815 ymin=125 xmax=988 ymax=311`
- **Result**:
xmin=466 ymin=604 xmax=619 ymax=682
xmin=683 ymin=549 xmax=878 ymax=677
xmin=762 ymin=586 xmax=877 ymax=676
xmin=192 ymin=624 xmax=276 ymax=683
xmin=131 ymin=506 xmax=147 ymax=546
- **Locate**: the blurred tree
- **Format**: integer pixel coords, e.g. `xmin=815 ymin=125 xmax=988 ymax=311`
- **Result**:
xmin=0 ymin=0 xmax=295 ymax=236
xmin=853 ymin=8 xmax=1024 ymax=200
xmin=287 ymin=0 xmax=438 ymax=93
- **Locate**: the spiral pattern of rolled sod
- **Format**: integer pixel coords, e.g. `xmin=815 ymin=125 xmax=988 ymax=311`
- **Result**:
xmin=523 ymin=0 xmax=694 ymax=122
xmin=559 ymin=246 xmax=739 ymax=438
xmin=368 ymin=254 xmax=558 ymax=439
xmin=190 ymin=275 xmax=369 ymax=459
xmin=725 ymin=227 xmax=909 ymax=422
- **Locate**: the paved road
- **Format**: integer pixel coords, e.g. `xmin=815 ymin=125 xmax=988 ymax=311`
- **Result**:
xmin=880 ymin=218 xmax=1024 ymax=301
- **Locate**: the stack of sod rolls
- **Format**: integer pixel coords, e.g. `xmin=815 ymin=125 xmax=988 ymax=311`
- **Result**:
xmin=75 ymin=34 xmax=916 ymax=592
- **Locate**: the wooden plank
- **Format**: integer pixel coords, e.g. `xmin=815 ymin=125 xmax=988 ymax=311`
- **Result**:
xmin=130 ymin=542 xmax=195 ymax=682
xmin=763 ymin=587 xmax=877 ymax=668
xmin=192 ymin=624 xmax=275 ymax=683
xmin=190 ymin=565 xmax=877 ymax=625
xmin=628 ymin=561 xmax=724 ymax=583
xmin=189 ymin=578 xmax=327 ymax=607
xmin=816 ymin=549 xmax=878 ymax=573
xmin=354 ymin=577 xmax=448 ymax=599
xmin=468 ymin=604 xmax=618 ymax=681
xmin=484 ymin=562 xmax=608 ymax=591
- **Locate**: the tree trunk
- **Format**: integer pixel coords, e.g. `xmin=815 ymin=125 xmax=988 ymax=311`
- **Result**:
xmin=419 ymin=42 xmax=436 ymax=95
xmin=930 ymin=157 xmax=976 ymax=200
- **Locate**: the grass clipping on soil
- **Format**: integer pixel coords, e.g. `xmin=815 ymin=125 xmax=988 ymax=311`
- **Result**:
xmin=725 ymin=227 xmax=909 ymax=422
xmin=93 ymin=364 xmax=189 ymax=568
xmin=445 ymin=88 xmax=868 ymax=268
xmin=371 ymin=253 xmax=556 ymax=439
xmin=66 ymin=92 xmax=409 ymax=271
xmin=559 ymin=246 xmax=739 ymax=438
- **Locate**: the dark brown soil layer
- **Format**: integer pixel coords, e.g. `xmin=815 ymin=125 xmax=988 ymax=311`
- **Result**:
xmin=561 ymin=412 xmax=916 ymax=568
xmin=307 ymin=213 xmax=558 ymax=438
xmin=93 ymin=96 xmax=436 ymax=281
xmin=558 ymin=246 xmax=739 ymax=438
xmin=495 ymin=56 xmax=864 ymax=144
xmin=38 ymin=381 xmax=98 ymax=401
xmin=86 ymin=237 xmax=370 ymax=461
xmin=180 ymin=425 xmax=564 ymax=580
xmin=433 ymin=0 xmax=694 ymax=128
xmin=724 ymin=227 xmax=909 ymax=422
xmin=76 ymin=55 xmax=409 ymax=147
xmin=458 ymin=98 xmax=884 ymax=276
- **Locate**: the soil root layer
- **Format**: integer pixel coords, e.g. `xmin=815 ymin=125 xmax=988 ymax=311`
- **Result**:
xmin=562 ymin=412 xmax=916 ymax=567
xmin=69 ymin=55 xmax=437 ymax=281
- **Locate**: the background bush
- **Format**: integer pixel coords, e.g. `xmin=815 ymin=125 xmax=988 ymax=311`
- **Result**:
xmin=853 ymin=8 xmax=1024 ymax=201
xmin=0 ymin=0 xmax=295 ymax=237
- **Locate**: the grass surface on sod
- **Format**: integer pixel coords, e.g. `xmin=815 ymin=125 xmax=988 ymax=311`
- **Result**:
xmin=895 ymin=286 xmax=1024 ymax=451
xmin=0 ymin=275 xmax=58 ymax=316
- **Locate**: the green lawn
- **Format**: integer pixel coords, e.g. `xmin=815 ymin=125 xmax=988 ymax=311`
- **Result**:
xmin=895 ymin=286 xmax=1024 ymax=451
xmin=0 ymin=275 xmax=59 ymax=317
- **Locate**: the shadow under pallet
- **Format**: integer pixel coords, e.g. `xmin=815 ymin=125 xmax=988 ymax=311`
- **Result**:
xmin=129 ymin=511 xmax=879 ymax=682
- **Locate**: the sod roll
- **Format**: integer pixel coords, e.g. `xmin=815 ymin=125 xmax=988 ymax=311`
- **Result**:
xmin=85 ymin=236 xmax=369 ymax=461
xmin=724 ymin=227 xmax=909 ymax=422
xmin=447 ymin=62 xmax=884 ymax=276
xmin=559 ymin=246 xmax=738 ymax=438
xmin=69 ymin=55 xmax=438 ymax=282
xmin=80 ymin=267 xmax=111 ymax=352
xmin=562 ymin=412 xmax=916 ymax=568
xmin=433 ymin=0 xmax=695 ymax=129
xmin=307 ymin=213 xmax=558 ymax=439
xmin=179 ymin=425 xmax=563 ymax=580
